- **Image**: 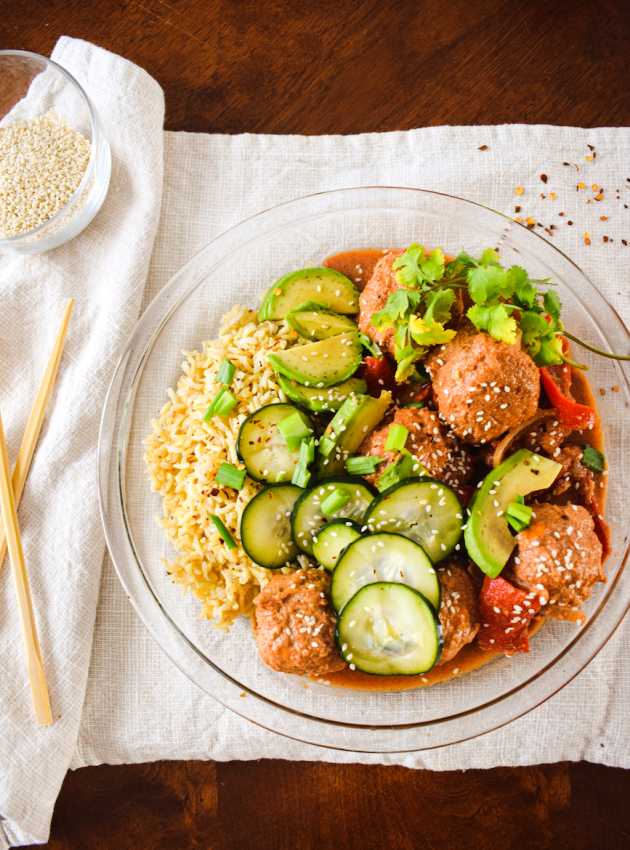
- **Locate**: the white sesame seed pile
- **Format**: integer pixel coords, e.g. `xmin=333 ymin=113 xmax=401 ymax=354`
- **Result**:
xmin=0 ymin=111 xmax=91 ymax=238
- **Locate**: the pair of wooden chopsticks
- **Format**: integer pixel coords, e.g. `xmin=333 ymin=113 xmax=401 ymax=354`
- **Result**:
xmin=0 ymin=299 xmax=74 ymax=726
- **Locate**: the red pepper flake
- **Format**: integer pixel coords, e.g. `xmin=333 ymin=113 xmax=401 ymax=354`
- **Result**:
xmin=526 ymin=216 xmax=536 ymax=228
xmin=540 ymin=193 xmax=546 ymax=199
xmin=514 ymin=205 xmax=522 ymax=213
xmin=514 ymin=186 xmax=525 ymax=196
xmin=540 ymin=173 xmax=548 ymax=183
xmin=603 ymin=235 xmax=609 ymax=243
xmin=594 ymin=192 xmax=604 ymax=201
xmin=549 ymin=191 xmax=557 ymax=200
xmin=622 ymin=239 xmax=628 ymax=246
xmin=563 ymin=161 xmax=580 ymax=170
xmin=478 ymin=144 xmax=489 ymax=151
xmin=583 ymin=231 xmax=592 ymax=245
xmin=576 ymin=181 xmax=586 ymax=190
xmin=558 ymin=211 xmax=565 ymax=217
xmin=567 ymin=220 xmax=574 ymax=225
xmin=587 ymin=143 xmax=595 ymax=151
xmin=600 ymin=215 xmax=609 ymax=221
xmin=585 ymin=154 xmax=594 ymax=162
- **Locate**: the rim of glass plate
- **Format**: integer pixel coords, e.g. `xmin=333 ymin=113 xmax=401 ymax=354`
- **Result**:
xmin=0 ymin=49 xmax=106 ymax=247
xmin=98 ymin=186 xmax=630 ymax=753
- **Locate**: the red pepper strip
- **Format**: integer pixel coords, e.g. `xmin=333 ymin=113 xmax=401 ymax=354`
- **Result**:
xmin=477 ymin=576 xmax=544 ymax=655
xmin=362 ymin=355 xmax=396 ymax=397
xmin=539 ymin=367 xmax=595 ymax=431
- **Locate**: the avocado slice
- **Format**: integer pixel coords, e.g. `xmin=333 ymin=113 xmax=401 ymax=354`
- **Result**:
xmin=464 ymin=449 xmax=562 ymax=578
xmin=287 ymin=303 xmax=358 ymax=340
xmin=317 ymin=391 xmax=392 ymax=476
xmin=259 ymin=268 xmax=359 ymax=321
xmin=268 ymin=333 xmax=362 ymax=388
xmin=278 ymin=374 xmax=367 ymax=412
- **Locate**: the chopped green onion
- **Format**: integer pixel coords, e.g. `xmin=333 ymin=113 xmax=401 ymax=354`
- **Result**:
xmin=385 ymin=423 xmax=409 ymax=452
xmin=216 ymin=359 xmax=236 ymax=385
xmin=345 ymin=455 xmax=383 ymax=476
xmin=376 ymin=453 xmax=423 ymax=492
xmin=210 ymin=514 xmax=237 ymax=549
xmin=204 ymin=388 xmax=238 ymax=420
xmin=582 ymin=445 xmax=605 ymax=473
xmin=506 ymin=499 xmax=533 ymax=533
xmin=292 ymin=438 xmax=315 ymax=488
xmin=278 ymin=411 xmax=313 ymax=451
xmin=215 ymin=462 xmax=246 ymax=490
xmin=318 ymin=434 xmax=336 ymax=458
xmin=359 ymin=332 xmax=382 ymax=358
xmin=320 ymin=487 xmax=351 ymax=517
xmin=402 ymin=401 xmax=425 ymax=409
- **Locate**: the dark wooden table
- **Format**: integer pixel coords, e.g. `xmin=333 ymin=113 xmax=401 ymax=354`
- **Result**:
xmin=3 ymin=1 xmax=630 ymax=847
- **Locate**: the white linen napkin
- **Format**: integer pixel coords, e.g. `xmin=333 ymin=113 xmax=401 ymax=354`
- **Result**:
xmin=0 ymin=38 xmax=164 ymax=849
xmin=2 ymin=38 xmax=629 ymax=847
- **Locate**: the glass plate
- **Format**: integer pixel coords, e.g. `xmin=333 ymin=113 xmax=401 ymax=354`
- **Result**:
xmin=98 ymin=187 xmax=630 ymax=753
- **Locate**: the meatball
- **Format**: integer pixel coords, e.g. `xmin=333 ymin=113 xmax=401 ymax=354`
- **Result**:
xmin=551 ymin=445 xmax=598 ymax=508
xmin=357 ymin=250 xmax=403 ymax=356
xmin=513 ymin=502 xmax=604 ymax=622
xmin=436 ymin=562 xmax=480 ymax=664
xmin=253 ymin=569 xmax=345 ymax=675
xmin=359 ymin=406 xmax=473 ymax=496
xmin=426 ymin=330 xmax=540 ymax=445
xmin=521 ymin=414 xmax=573 ymax=457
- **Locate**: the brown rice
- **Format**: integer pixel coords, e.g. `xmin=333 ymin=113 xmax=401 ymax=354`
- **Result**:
xmin=145 ymin=305 xmax=299 ymax=626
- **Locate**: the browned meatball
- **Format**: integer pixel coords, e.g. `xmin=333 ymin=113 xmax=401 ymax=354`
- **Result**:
xmin=426 ymin=330 xmax=540 ymax=445
xmin=253 ymin=569 xmax=345 ymax=675
xmin=357 ymin=250 xmax=403 ymax=356
xmin=551 ymin=445 xmax=599 ymax=509
xmin=513 ymin=502 xmax=604 ymax=622
xmin=436 ymin=562 xmax=480 ymax=664
xmin=521 ymin=414 xmax=573 ymax=457
xmin=359 ymin=406 xmax=473 ymax=496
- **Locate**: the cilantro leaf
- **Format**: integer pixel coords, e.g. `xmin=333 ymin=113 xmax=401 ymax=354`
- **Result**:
xmin=409 ymin=315 xmax=457 ymax=346
xmin=536 ymin=335 xmax=565 ymax=365
xmin=423 ymin=288 xmax=455 ymax=324
xmin=392 ymin=244 xmax=445 ymax=287
xmin=478 ymin=248 xmax=501 ymax=267
xmin=467 ymin=265 xmax=509 ymax=304
xmin=371 ymin=289 xmax=421 ymax=328
xmin=467 ymin=303 xmax=517 ymax=344
xmin=543 ymin=290 xmax=562 ymax=323
xmin=507 ymin=266 xmax=536 ymax=308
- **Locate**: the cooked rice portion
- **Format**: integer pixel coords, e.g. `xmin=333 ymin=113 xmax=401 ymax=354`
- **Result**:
xmin=145 ymin=306 xmax=297 ymax=626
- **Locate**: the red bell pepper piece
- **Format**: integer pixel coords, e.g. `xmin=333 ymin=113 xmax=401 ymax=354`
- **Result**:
xmin=362 ymin=355 xmax=396 ymax=397
xmin=477 ymin=576 xmax=544 ymax=655
xmin=539 ymin=367 xmax=595 ymax=431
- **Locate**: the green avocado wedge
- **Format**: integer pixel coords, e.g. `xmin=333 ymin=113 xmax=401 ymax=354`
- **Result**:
xmin=258 ymin=268 xmax=359 ymax=321
xmin=287 ymin=304 xmax=358 ymax=340
xmin=464 ymin=449 xmax=562 ymax=578
xmin=267 ymin=332 xmax=362 ymax=387
xmin=317 ymin=391 xmax=392 ymax=476
xmin=277 ymin=374 xmax=367 ymax=413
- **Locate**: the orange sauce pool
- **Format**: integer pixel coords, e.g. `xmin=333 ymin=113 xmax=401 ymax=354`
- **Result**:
xmin=314 ymin=249 xmax=608 ymax=692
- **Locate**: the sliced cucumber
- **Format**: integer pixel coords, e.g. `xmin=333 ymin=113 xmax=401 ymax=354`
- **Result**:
xmin=336 ymin=583 xmax=442 ymax=675
xmin=287 ymin=304 xmax=358 ymax=340
xmin=312 ymin=520 xmax=362 ymax=571
xmin=317 ymin=391 xmax=391 ymax=476
xmin=291 ymin=477 xmax=375 ymax=555
xmin=278 ymin=374 xmax=367 ymax=413
xmin=237 ymin=403 xmax=313 ymax=483
xmin=259 ymin=268 xmax=359 ymax=321
xmin=331 ymin=532 xmax=439 ymax=613
xmin=240 ymin=484 xmax=302 ymax=568
xmin=364 ymin=477 xmax=463 ymax=563
xmin=268 ymin=333 xmax=362 ymax=388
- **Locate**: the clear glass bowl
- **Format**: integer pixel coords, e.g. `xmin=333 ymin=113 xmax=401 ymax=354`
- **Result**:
xmin=0 ymin=50 xmax=111 ymax=254
xmin=98 ymin=187 xmax=630 ymax=753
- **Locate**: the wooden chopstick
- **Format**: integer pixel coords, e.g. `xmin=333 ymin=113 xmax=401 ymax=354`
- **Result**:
xmin=0 ymin=412 xmax=53 ymax=725
xmin=0 ymin=299 xmax=74 ymax=572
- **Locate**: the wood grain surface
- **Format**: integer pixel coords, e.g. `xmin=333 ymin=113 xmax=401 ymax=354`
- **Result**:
xmin=3 ymin=0 xmax=630 ymax=847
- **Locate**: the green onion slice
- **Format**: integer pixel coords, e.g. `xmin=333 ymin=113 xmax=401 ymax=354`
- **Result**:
xmin=376 ymin=452 xmax=423 ymax=492
xmin=320 ymin=487 xmax=351 ymax=517
xmin=216 ymin=359 xmax=236 ymax=385
xmin=210 ymin=514 xmax=237 ymax=549
xmin=204 ymin=388 xmax=238 ymax=420
xmin=506 ymin=498 xmax=533 ymax=533
xmin=345 ymin=455 xmax=383 ymax=476
xmin=385 ymin=423 xmax=409 ymax=452
xmin=278 ymin=411 xmax=313 ymax=451
xmin=215 ymin=462 xmax=246 ymax=490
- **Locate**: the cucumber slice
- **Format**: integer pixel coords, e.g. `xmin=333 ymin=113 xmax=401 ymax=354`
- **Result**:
xmin=331 ymin=532 xmax=439 ymax=613
xmin=278 ymin=375 xmax=367 ymax=413
xmin=287 ymin=304 xmax=358 ymax=340
xmin=364 ymin=477 xmax=463 ymax=563
xmin=237 ymin=403 xmax=313 ymax=483
xmin=259 ymin=268 xmax=359 ymax=321
xmin=317 ymin=391 xmax=391 ymax=476
xmin=464 ymin=449 xmax=562 ymax=578
xmin=268 ymin=333 xmax=362 ymax=388
xmin=291 ymin=477 xmax=375 ymax=555
xmin=312 ymin=520 xmax=362 ymax=570
xmin=336 ymin=583 xmax=442 ymax=675
xmin=240 ymin=484 xmax=302 ymax=568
